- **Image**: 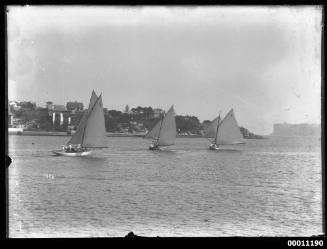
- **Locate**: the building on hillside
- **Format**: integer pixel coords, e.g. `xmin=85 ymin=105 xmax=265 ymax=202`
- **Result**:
xmin=68 ymin=110 xmax=85 ymax=128
xmin=153 ymin=108 xmax=164 ymax=118
xmin=11 ymin=118 xmax=25 ymax=129
xmin=9 ymin=101 xmax=21 ymax=111
xmin=129 ymin=121 xmax=146 ymax=132
xmin=47 ymin=105 xmax=70 ymax=131
xmin=117 ymin=123 xmax=130 ymax=133
xmin=53 ymin=105 xmax=66 ymax=111
xmin=46 ymin=101 xmax=53 ymax=110
xmin=18 ymin=101 xmax=36 ymax=111
xmin=66 ymin=101 xmax=84 ymax=112
xmin=46 ymin=102 xmax=66 ymax=112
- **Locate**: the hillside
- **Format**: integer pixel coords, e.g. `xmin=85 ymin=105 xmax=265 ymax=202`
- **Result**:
xmin=272 ymin=123 xmax=320 ymax=137
xmin=240 ymin=127 xmax=266 ymax=139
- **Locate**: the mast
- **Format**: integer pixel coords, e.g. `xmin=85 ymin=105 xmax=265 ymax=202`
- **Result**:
xmin=81 ymin=94 xmax=102 ymax=148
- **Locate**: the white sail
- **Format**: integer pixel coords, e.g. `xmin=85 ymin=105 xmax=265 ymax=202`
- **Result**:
xmin=157 ymin=106 xmax=176 ymax=146
xmin=205 ymin=109 xmax=244 ymax=145
xmin=67 ymin=91 xmax=98 ymax=146
xmin=217 ymin=109 xmax=244 ymax=145
xmin=204 ymin=116 xmax=220 ymax=138
xmin=82 ymin=94 xmax=107 ymax=148
xmin=67 ymin=91 xmax=107 ymax=148
xmin=144 ymin=117 xmax=162 ymax=140
xmin=145 ymin=106 xmax=176 ymax=146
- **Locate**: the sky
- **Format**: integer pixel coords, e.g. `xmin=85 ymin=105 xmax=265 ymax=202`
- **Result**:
xmin=7 ymin=6 xmax=322 ymax=135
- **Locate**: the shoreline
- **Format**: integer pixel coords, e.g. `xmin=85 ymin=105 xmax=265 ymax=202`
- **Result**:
xmin=8 ymin=131 xmax=143 ymax=137
xmin=7 ymin=130 xmax=268 ymax=139
xmin=7 ymin=131 xmax=202 ymax=138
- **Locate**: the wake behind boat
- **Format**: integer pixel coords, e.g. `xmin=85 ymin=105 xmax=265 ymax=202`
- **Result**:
xmin=144 ymin=105 xmax=176 ymax=150
xmin=52 ymin=90 xmax=107 ymax=156
xmin=204 ymin=109 xmax=245 ymax=151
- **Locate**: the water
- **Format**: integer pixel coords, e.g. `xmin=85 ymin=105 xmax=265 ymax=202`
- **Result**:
xmin=8 ymin=135 xmax=322 ymax=237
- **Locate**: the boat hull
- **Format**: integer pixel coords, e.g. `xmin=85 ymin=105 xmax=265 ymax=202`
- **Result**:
xmin=209 ymin=144 xmax=221 ymax=151
xmin=209 ymin=147 xmax=221 ymax=151
xmin=149 ymin=146 xmax=162 ymax=151
xmin=52 ymin=150 xmax=92 ymax=156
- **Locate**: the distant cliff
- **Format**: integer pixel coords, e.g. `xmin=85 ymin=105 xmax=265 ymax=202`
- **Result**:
xmin=272 ymin=123 xmax=320 ymax=137
xmin=239 ymin=126 xmax=265 ymax=139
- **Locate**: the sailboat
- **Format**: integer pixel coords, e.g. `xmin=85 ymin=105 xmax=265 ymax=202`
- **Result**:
xmin=145 ymin=106 xmax=176 ymax=150
xmin=52 ymin=90 xmax=107 ymax=156
xmin=204 ymin=108 xmax=245 ymax=151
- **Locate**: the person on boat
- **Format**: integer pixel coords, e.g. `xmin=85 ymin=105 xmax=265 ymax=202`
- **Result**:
xmin=76 ymin=144 xmax=83 ymax=152
xmin=63 ymin=145 xmax=69 ymax=152
xmin=149 ymin=142 xmax=159 ymax=150
xmin=209 ymin=143 xmax=219 ymax=150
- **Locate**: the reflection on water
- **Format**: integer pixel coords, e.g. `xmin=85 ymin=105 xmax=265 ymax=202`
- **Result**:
xmin=74 ymin=155 xmax=108 ymax=163
xmin=8 ymin=135 xmax=322 ymax=237
xmin=209 ymin=148 xmax=243 ymax=154
xmin=152 ymin=149 xmax=178 ymax=154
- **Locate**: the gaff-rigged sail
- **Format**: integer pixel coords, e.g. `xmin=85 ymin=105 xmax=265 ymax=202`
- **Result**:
xmin=82 ymin=94 xmax=107 ymax=148
xmin=66 ymin=91 xmax=98 ymax=146
xmin=144 ymin=116 xmax=163 ymax=140
xmin=204 ymin=116 xmax=220 ymax=139
xmin=205 ymin=109 xmax=244 ymax=145
xmin=66 ymin=91 xmax=107 ymax=148
xmin=145 ymin=106 xmax=176 ymax=146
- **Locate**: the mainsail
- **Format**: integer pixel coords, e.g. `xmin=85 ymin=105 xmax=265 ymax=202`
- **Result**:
xmin=205 ymin=109 xmax=244 ymax=145
xmin=66 ymin=91 xmax=98 ymax=146
xmin=66 ymin=91 xmax=107 ymax=148
xmin=204 ymin=116 xmax=220 ymax=139
xmin=145 ymin=106 xmax=176 ymax=146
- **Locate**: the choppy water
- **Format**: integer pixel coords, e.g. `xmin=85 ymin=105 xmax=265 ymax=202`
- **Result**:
xmin=8 ymin=135 xmax=322 ymax=237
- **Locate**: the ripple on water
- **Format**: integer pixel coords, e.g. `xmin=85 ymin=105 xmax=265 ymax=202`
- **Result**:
xmin=8 ymin=136 xmax=322 ymax=237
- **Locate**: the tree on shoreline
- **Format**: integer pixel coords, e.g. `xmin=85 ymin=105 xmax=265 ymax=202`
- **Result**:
xmin=124 ymin=105 xmax=130 ymax=114
xmin=175 ymin=115 xmax=201 ymax=135
xmin=10 ymin=102 xmax=261 ymax=137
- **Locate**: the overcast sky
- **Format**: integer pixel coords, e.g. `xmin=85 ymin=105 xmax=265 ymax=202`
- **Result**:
xmin=7 ymin=6 xmax=322 ymax=134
